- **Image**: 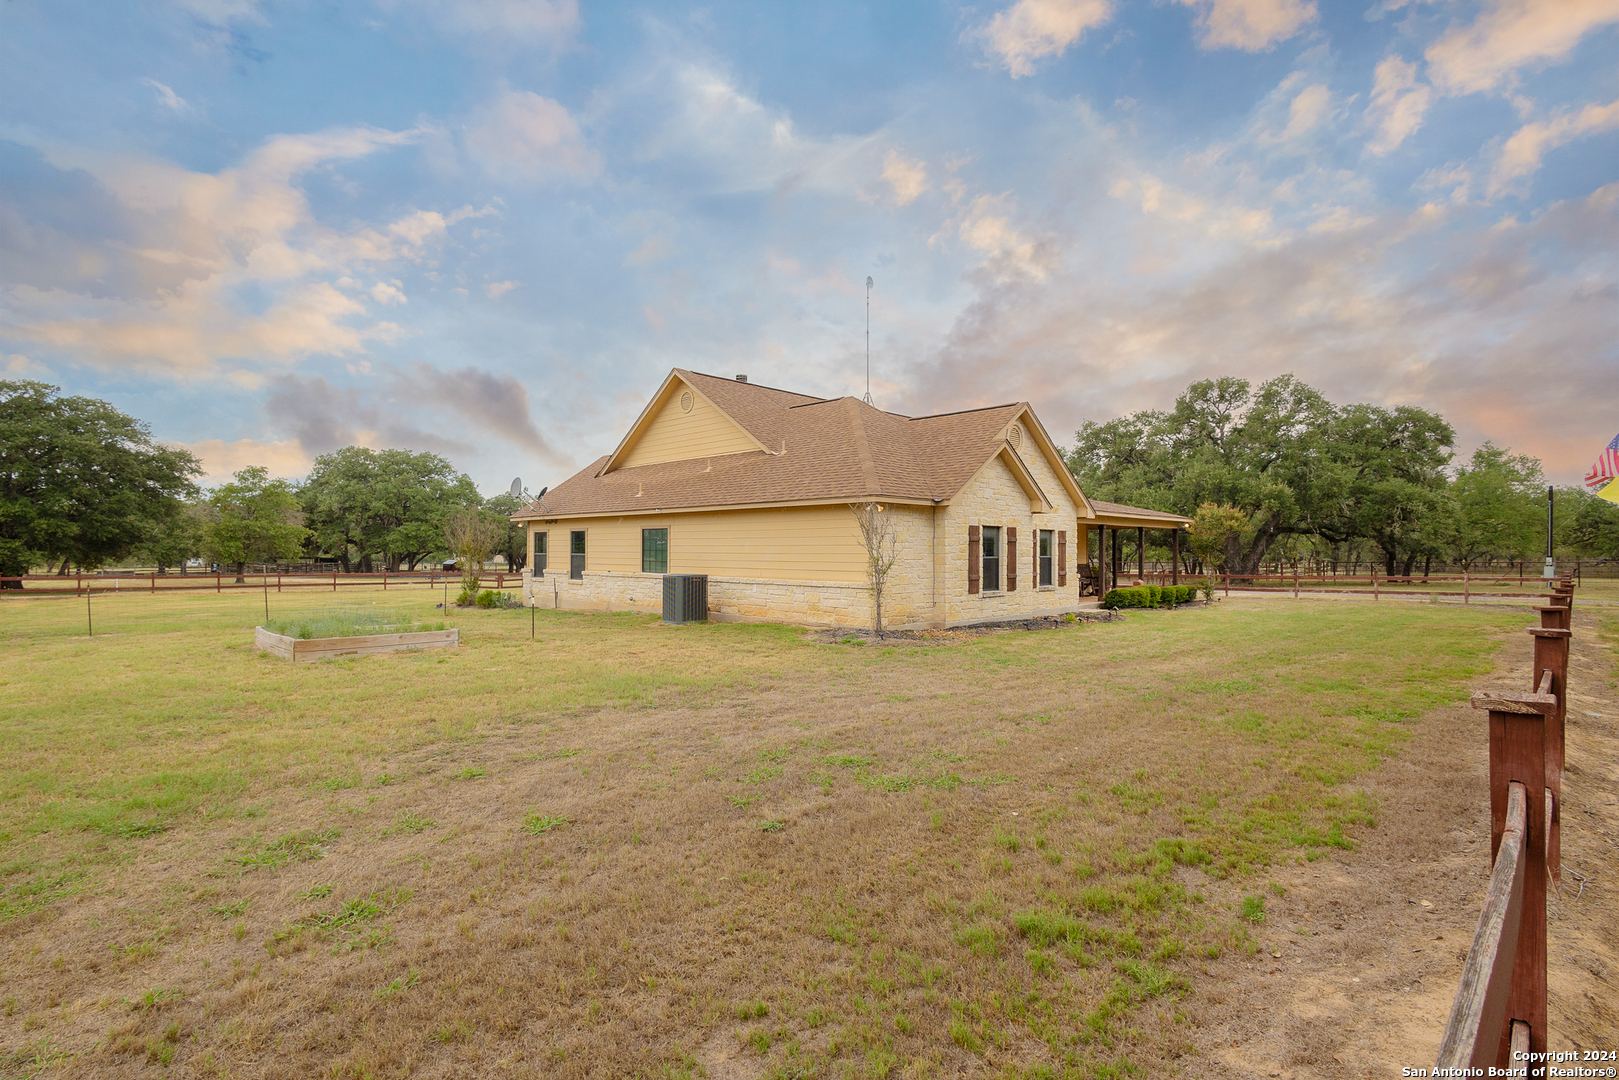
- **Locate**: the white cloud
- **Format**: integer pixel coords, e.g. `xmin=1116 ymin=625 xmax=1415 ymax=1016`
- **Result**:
xmin=173 ymin=0 xmax=264 ymax=25
xmin=1175 ymin=0 xmax=1317 ymax=51
xmin=1277 ymin=83 xmax=1332 ymax=142
xmin=1489 ymin=98 xmax=1619 ymax=197
xmin=180 ymin=437 xmax=310 ymax=485
xmin=1426 ymin=0 xmax=1619 ymax=96
xmin=382 ymin=0 xmax=579 ymax=43
xmin=974 ymin=0 xmax=1113 ymax=78
xmin=632 ymin=62 xmax=878 ymax=197
xmin=881 ymin=150 xmax=929 ymax=206
xmin=5 ymin=125 xmax=480 ymax=376
xmin=1365 ymin=56 xmax=1433 ymax=155
xmin=5 ymin=354 xmax=47 ymax=376
xmin=953 ymin=195 xmax=1055 ymax=281
xmin=485 ymin=280 xmax=519 ymax=298
xmin=140 ymin=78 xmax=191 ymax=112
xmin=464 ymin=89 xmax=599 ymax=181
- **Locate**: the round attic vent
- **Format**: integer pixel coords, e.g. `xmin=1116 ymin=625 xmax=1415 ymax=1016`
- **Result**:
xmin=680 ymin=390 xmax=694 ymax=414
xmin=1009 ymin=424 xmax=1023 ymax=449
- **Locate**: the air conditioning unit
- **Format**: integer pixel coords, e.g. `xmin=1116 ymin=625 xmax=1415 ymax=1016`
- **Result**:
xmin=661 ymin=574 xmax=709 ymax=624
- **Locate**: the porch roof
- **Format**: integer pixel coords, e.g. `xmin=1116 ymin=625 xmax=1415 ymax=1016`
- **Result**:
xmin=1085 ymin=500 xmax=1193 ymax=529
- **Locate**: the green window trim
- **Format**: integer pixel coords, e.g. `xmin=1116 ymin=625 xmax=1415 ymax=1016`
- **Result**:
xmin=642 ymin=528 xmax=669 ymax=574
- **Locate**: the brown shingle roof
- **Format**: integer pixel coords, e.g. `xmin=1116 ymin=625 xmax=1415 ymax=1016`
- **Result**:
xmin=1089 ymin=499 xmax=1193 ymax=524
xmin=515 ymin=370 xmax=1059 ymax=519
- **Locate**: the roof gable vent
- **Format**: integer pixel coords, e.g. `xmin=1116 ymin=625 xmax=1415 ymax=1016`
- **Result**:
xmin=1008 ymin=424 xmax=1023 ymax=449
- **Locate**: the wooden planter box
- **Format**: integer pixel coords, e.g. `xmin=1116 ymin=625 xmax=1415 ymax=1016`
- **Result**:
xmin=254 ymin=626 xmax=459 ymax=663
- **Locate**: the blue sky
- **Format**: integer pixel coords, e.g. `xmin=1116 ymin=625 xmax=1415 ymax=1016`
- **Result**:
xmin=2 ymin=0 xmax=1616 ymax=494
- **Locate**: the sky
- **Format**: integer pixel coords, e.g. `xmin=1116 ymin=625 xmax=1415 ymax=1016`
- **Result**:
xmin=2 ymin=0 xmax=1616 ymax=495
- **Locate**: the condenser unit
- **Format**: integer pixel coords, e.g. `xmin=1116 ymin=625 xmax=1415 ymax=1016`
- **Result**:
xmin=661 ymin=574 xmax=709 ymax=624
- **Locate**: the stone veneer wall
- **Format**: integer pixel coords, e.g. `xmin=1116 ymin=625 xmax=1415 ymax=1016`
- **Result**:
xmin=938 ymin=451 xmax=1082 ymax=626
xmin=525 ymin=569 xmax=888 ymax=628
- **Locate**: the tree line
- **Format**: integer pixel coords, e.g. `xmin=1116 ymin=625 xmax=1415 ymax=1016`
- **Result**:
xmin=1065 ymin=375 xmax=1619 ymax=576
xmin=0 ymin=381 xmax=526 ymax=587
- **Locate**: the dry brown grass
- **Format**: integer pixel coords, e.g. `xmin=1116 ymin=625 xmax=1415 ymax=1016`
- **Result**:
xmin=0 ymin=590 xmax=1525 ymax=1078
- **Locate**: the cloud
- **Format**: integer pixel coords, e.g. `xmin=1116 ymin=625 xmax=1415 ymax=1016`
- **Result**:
xmin=264 ymin=373 xmax=476 ymax=459
xmin=1489 ymin=98 xmax=1619 ymax=197
xmin=1277 ymin=83 xmax=1331 ymax=142
xmin=464 ymin=89 xmax=599 ymax=181
xmin=1175 ymin=0 xmax=1318 ymax=51
xmin=973 ymin=0 xmax=1113 ymax=78
xmin=174 ymin=0 xmax=264 ymax=25
xmin=140 ymin=78 xmax=191 ymax=112
xmin=628 ymin=60 xmax=879 ymax=197
xmin=951 ymin=195 xmax=1056 ymax=281
xmin=1426 ymin=0 xmax=1619 ymax=96
xmin=382 ymin=0 xmax=579 ymax=44
xmin=485 ymin=280 xmax=519 ymax=298
xmin=881 ymin=150 xmax=928 ymax=206
xmin=0 ymin=125 xmax=485 ymax=376
xmin=179 ymin=437 xmax=310 ymax=485
xmin=1365 ymin=56 xmax=1433 ymax=155
xmin=909 ymin=180 xmax=1619 ymax=484
xmin=397 ymin=361 xmax=568 ymax=465
xmin=4 ymin=353 xmax=47 ymax=376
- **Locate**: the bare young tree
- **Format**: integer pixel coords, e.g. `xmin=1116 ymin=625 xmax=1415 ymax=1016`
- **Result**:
xmin=850 ymin=501 xmax=900 ymax=634
xmin=443 ymin=508 xmax=501 ymax=603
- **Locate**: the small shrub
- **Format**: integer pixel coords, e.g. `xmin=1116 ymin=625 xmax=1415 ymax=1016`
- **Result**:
xmin=476 ymin=589 xmax=500 ymax=608
xmin=523 ymin=813 xmax=571 ymax=835
xmin=1240 ymin=895 xmax=1266 ymax=923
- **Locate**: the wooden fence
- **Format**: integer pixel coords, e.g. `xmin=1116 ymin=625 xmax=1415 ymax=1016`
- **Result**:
xmin=1435 ymin=572 xmax=1573 ymax=1076
xmin=1130 ymin=568 xmax=1566 ymax=603
xmin=0 ymin=570 xmax=524 ymax=599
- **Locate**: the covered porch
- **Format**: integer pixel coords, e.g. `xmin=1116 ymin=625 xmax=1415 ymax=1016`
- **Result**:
xmin=1079 ymin=500 xmax=1194 ymax=598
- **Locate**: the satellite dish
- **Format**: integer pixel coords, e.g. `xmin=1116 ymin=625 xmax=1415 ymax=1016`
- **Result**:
xmin=537 ymin=486 xmax=548 ymax=499
xmin=510 ymin=477 xmax=522 ymax=498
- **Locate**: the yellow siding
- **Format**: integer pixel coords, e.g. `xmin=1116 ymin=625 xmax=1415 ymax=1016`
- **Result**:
xmin=531 ymin=505 xmax=867 ymax=582
xmin=617 ymin=381 xmax=759 ymax=468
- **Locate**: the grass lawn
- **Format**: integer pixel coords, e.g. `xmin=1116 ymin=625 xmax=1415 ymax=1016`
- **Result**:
xmin=0 ymin=589 xmax=1522 ymax=1078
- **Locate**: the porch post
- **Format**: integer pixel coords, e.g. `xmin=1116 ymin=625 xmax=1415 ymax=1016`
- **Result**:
xmin=1137 ymin=527 xmax=1145 ymax=582
xmin=1112 ymin=527 xmax=1121 ymax=592
xmin=1172 ymin=528 xmax=1180 ymax=586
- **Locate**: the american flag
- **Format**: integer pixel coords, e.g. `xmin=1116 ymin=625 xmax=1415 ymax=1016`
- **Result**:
xmin=1588 ymin=433 xmax=1619 ymax=490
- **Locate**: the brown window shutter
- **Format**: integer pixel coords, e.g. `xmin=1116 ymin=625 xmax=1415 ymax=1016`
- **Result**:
xmin=1007 ymin=527 xmax=1018 ymax=592
xmin=967 ymin=525 xmax=981 ymax=594
xmin=1058 ymin=531 xmax=1068 ymax=587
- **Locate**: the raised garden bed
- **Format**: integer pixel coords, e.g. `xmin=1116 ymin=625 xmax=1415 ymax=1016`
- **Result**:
xmin=254 ymin=625 xmax=459 ymax=663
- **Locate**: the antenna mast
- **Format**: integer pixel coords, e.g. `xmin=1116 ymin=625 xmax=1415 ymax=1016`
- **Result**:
xmin=863 ymin=276 xmax=874 ymax=406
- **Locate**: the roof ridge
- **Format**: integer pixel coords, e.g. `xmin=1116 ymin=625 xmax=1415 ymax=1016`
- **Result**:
xmin=907 ymin=402 xmax=1024 ymax=422
xmin=679 ymin=368 xmax=825 ymax=401
xmin=845 ymin=398 xmax=880 ymax=497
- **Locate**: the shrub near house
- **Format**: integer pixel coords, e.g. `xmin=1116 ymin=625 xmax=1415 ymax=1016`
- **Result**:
xmin=1103 ymin=585 xmax=1198 ymax=609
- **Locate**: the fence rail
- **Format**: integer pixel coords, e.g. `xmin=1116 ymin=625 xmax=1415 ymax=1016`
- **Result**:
xmin=1121 ymin=568 xmax=1572 ymax=603
xmin=1435 ymin=572 xmax=1572 ymax=1077
xmin=0 ymin=570 xmax=524 ymax=599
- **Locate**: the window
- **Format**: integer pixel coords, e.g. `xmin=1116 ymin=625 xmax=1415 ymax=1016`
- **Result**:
xmin=533 ymin=531 xmax=548 ymax=576
xmin=642 ymin=528 xmax=668 ymax=574
xmin=1039 ymin=530 xmax=1054 ymax=587
xmin=981 ymin=526 xmax=1001 ymax=592
xmin=569 ymin=530 xmax=586 ymax=580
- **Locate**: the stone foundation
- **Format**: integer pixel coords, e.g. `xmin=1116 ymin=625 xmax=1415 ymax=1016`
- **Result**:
xmin=523 ymin=569 xmax=1084 ymax=629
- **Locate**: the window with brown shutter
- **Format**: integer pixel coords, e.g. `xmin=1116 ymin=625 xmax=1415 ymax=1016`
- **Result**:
xmin=1006 ymin=527 xmax=1018 ymax=592
xmin=1057 ymin=531 xmax=1067 ymax=587
xmin=968 ymin=525 xmax=981 ymax=594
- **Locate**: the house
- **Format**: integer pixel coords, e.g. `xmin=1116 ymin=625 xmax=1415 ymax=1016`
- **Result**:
xmin=511 ymin=369 xmax=1188 ymax=628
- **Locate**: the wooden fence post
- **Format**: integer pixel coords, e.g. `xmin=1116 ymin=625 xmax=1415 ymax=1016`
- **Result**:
xmin=1530 ymin=626 xmax=1570 ymax=882
xmin=1372 ymin=567 xmax=1379 ymax=601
